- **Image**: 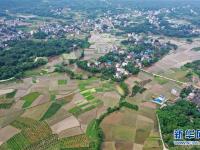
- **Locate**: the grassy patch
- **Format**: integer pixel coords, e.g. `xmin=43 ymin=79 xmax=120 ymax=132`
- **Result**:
xmin=154 ymin=76 xmax=168 ymax=85
xmin=22 ymin=92 xmax=40 ymax=108
xmin=40 ymin=102 xmax=62 ymax=120
xmin=58 ymin=79 xmax=67 ymax=85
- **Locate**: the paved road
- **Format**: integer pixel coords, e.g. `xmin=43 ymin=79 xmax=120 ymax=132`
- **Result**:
xmin=157 ymin=115 xmax=169 ymax=150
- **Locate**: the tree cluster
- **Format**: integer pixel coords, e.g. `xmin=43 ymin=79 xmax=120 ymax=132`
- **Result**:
xmin=0 ymin=38 xmax=89 ymax=80
xmin=157 ymin=99 xmax=200 ymax=147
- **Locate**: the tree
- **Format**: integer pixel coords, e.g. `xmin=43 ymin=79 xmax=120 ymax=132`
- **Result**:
xmin=125 ymin=62 xmax=140 ymax=75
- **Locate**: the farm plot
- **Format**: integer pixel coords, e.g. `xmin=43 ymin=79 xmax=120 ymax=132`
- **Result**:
xmin=116 ymin=85 xmax=125 ymax=96
xmin=69 ymin=88 xmax=103 ymax=117
xmin=11 ymin=117 xmax=40 ymax=129
xmin=0 ymin=102 xmax=14 ymax=109
xmin=101 ymin=102 xmax=162 ymax=150
xmin=40 ymin=102 xmax=62 ymax=121
xmin=0 ymin=109 xmax=24 ymax=128
xmin=41 ymin=95 xmax=71 ymax=120
xmin=0 ymin=121 xmax=56 ymax=150
xmin=147 ymin=38 xmax=200 ymax=74
xmin=58 ymin=126 xmax=83 ymax=138
xmin=69 ymin=79 xmax=116 ymax=116
xmin=30 ymin=94 xmax=49 ymax=107
xmin=0 ymin=89 xmax=15 ymax=97
xmin=0 ymin=125 xmax=20 ymax=146
xmin=58 ymin=79 xmax=67 ymax=85
xmin=46 ymin=108 xmax=72 ymax=126
xmin=0 ymin=90 xmax=17 ymax=109
xmin=95 ymin=91 xmax=120 ymax=108
xmin=51 ymin=116 xmax=80 ymax=134
xmin=84 ymin=32 xmax=122 ymax=60
xmin=102 ymin=142 xmax=116 ymax=150
xmin=22 ymin=102 xmax=51 ymax=120
xmin=60 ymin=134 xmax=90 ymax=149
xmin=101 ymin=109 xmax=137 ymax=142
xmin=22 ymin=92 xmax=40 ymax=108
xmin=5 ymin=90 xmax=17 ymax=99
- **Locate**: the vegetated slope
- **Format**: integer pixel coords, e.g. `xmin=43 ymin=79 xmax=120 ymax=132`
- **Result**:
xmin=0 ymin=38 xmax=89 ymax=80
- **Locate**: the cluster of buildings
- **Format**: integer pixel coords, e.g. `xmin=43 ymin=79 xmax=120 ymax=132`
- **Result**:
xmin=187 ymin=86 xmax=200 ymax=107
xmin=114 ymin=61 xmax=129 ymax=79
xmin=31 ymin=18 xmax=95 ymax=38
xmin=95 ymin=7 xmax=200 ymax=37
xmin=0 ymin=18 xmax=30 ymax=48
xmin=86 ymin=34 xmax=173 ymax=80
xmin=145 ymin=8 xmax=200 ymax=36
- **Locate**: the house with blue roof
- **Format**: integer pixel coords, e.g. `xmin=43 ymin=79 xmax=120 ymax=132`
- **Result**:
xmin=152 ymin=95 xmax=166 ymax=105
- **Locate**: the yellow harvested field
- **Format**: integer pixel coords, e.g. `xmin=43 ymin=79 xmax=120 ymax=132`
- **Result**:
xmin=116 ymin=85 xmax=124 ymax=96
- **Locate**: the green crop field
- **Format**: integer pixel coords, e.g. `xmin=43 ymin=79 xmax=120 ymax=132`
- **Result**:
xmin=11 ymin=117 xmax=40 ymax=129
xmin=6 ymin=90 xmax=17 ymax=99
xmin=0 ymin=122 xmax=54 ymax=150
xmin=85 ymin=95 xmax=95 ymax=101
xmin=40 ymin=102 xmax=62 ymax=120
xmin=22 ymin=92 xmax=40 ymax=108
xmin=58 ymin=79 xmax=67 ymax=85
xmin=60 ymin=134 xmax=90 ymax=148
